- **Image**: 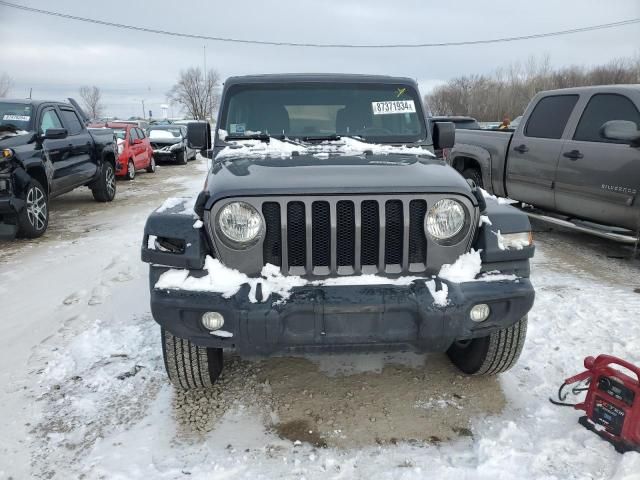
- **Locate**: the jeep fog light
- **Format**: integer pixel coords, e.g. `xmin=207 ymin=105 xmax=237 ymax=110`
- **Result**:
xmin=202 ymin=311 xmax=224 ymax=331
xmin=470 ymin=304 xmax=490 ymax=322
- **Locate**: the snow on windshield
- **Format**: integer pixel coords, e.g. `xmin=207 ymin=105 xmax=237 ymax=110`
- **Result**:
xmin=217 ymin=133 xmax=435 ymax=160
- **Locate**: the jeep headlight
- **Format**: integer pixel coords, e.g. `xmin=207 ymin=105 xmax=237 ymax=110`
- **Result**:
xmin=426 ymin=199 xmax=467 ymax=241
xmin=217 ymin=201 xmax=262 ymax=245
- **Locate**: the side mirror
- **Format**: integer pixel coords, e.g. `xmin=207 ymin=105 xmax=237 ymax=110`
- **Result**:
xmin=601 ymin=120 xmax=640 ymax=144
xmin=186 ymin=121 xmax=212 ymax=152
xmin=42 ymin=128 xmax=68 ymax=140
xmin=433 ymin=121 xmax=455 ymax=150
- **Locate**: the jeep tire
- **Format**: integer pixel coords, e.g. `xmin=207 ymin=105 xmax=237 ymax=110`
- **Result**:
xmin=161 ymin=328 xmax=223 ymax=389
xmin=447 ymin=316 xmax=527 ymax=375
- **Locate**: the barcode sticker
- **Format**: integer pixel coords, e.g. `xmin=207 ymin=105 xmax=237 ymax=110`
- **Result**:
xmin=371 ymin=100 xmax=416 ymax=115
xmin=3 ymin=114 xmax=31 ymax=122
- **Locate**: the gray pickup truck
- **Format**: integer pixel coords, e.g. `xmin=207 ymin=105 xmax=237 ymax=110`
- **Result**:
xmin=448 ymin=85 xmax=640 ymax=242
xmin=141 ymin=74 xmax=535 ymax=390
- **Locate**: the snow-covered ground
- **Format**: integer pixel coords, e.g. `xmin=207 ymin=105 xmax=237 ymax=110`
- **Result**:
xmin=1 ymin=156 xmax=639 ymax=479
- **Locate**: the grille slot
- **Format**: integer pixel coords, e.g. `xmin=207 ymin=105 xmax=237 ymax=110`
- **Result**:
xmin=262 ymin=202 xmax=282 ymax=267
xmin=336 ymin=201 xmax=355 ymax=267
xmin=384 ymin=200 xmax=403 ymax=265
xmin=312 ymin=201 xmax=331 ymax=267
xmin=360 ymin=200 xmax=380 ymax=266
xmin=408 ymin=200 xmax=427 ymax=264
xmin=287 ymin=202 xmax=306 ymax=267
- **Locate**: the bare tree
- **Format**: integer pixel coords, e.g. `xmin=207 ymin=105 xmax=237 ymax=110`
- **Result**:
xmin=78 ymin=85 xmax=104 ymax=119
xmin=168 ymin=67 xmax=220 ymax=120
xmin=0 ymin=73 xmax=12 ymax=98
xmin=425 ymin=55 xmax=640 ymax=121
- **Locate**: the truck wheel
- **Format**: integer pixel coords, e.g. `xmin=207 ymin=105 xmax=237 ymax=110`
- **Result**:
xmin=462 ymin=168 xmax=484 ymax=189
xmin=17 ymin=180 xmax=49 ymax=238
xmin=161 ymin=328 xmax=223 ymax=389
xmin=146 ymin=156 xmax=156 ymax=173
xmin=92 ymin=161 xmax=116 ymax=202
xmin=126 ymin=160 xmax=135 ymax=180
xmin=447 ymin=316 xmax=527 ymax=375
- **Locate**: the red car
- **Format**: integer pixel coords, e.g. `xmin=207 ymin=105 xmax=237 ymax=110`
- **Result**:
xmin=91 ymin=123 xmax=155 ymax=179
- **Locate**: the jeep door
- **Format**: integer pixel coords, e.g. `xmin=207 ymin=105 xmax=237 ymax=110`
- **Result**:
xmin=38 ymin=106 xmax=70 ymax=194
xmin=505 ymin=94 xmax=579 ymax=210
xmin=555 ymin=92 xmax=640 ymax=231
xmin=58 ymin=107 xmax=97 ymax=188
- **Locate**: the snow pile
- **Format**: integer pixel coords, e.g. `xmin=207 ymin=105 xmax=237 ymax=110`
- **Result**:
xmin=438 ymin=249 xmax=482 ymax=283
xmin=480 ymin=188 xmax=518 ymax=205
xmin=494 ymin=230 xmax=530 ymax=250
xmin=217 ymin=135 xmax=435 ymax=160
xmin=154 ymin=248 xmax=510 ymax=307
xmin=425 ymin=280 xmax=449 ymax=306
xmin=479 ymin=215 xmax=492 ymax=227
xmin=155 ymin=195 xmax=198 ymax=217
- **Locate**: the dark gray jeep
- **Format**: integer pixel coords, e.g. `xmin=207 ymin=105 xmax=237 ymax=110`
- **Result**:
xmin=141 ymin=74 xmax=535 ymax=389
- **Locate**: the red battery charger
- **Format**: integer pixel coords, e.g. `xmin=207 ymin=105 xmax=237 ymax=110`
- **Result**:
xmin=551 ymin=355 xmax=640 ymax=453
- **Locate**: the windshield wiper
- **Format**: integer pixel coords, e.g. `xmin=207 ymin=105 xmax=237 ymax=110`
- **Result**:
xmin=301 ymin=134 xmax=341 ymax=143
xmin=225 ymin=133 xmax=271 ymax=143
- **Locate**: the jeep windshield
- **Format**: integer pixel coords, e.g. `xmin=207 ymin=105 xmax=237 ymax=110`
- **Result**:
xmin=220 ymin=83 xmax=427 ymax=144
xmin=0 ymin=102 xmax=34 ymax=132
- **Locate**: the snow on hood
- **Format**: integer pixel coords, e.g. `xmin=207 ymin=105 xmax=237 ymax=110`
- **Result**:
xmin=0 ymin=129 xmax=30 ymax=140
xmin=480 ymin=188 xmax=518 ymax=205
xmin=216 ymin=135 xmax=435 ymax=160
xmin=149 ymin=130 xmax=177 ymax=140
xmin=155 ymin=195 xmax=198 ymax=217
xmin=154 ymin=249 xmax=515 ymax=307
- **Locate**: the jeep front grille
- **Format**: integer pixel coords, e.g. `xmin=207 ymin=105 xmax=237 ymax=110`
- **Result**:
xmin=208 ymin=194 xmax=477 ymax=277
xmin=262 ymin=197 xmax=429 ymax=275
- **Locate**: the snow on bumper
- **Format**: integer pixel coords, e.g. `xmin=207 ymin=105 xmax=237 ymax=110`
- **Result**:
xmin=149 ymin=258 xmax=534 ymax=355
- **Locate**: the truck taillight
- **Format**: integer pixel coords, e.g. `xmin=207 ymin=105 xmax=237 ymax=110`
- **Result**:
xmin=442 ymin=148 xmax=450 ymax=161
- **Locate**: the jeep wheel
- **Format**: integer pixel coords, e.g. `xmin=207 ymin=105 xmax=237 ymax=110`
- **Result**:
xmin=17 ymin=180 xmax=49 ymax=238
xmin=447 ymin=316 xmax=527 ymax=375
xmin=161 ymin=328 xmax=223 ymax=389
xmin=146 ymin=156 xmax=156 ymax=173
xmin=125 ymin=160 xmax=136 ymax=180
xmin=92 ymin=161 xmax=116 ymax=202
xmin=462 ymin=168 xmax=483 ymax=189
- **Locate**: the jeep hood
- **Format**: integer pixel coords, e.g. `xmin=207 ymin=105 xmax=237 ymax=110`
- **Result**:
xmin=204 ymin=153 xmax=475 ymax=206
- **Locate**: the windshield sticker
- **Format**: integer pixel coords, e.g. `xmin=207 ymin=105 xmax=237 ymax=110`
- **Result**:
xmin=371 ymin=100 xmax=416 ymax=115
xmin=230 ymin=123 xmax=245 ymax=134
xmin=3 ymin=114 xmax=31 ymax=122
xmin=396 ymin=87 xmax=407 ymax=97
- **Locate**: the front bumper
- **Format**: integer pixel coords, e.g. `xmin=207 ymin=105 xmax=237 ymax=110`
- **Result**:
xmin=149 ymin=265 xmax=535 ymax=356
xmin=153 ymin=148 xmax=183 ymax=162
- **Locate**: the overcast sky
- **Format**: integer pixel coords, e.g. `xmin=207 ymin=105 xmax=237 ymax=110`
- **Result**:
xmin=2 ymin=0 xmax=639 ymax=118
